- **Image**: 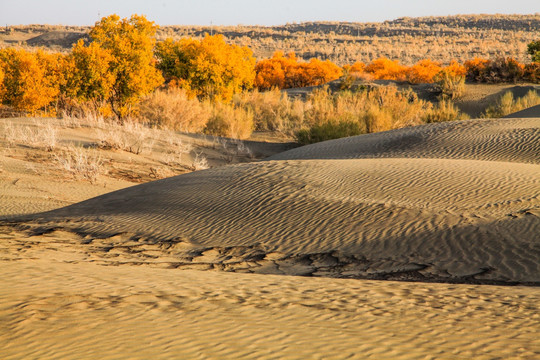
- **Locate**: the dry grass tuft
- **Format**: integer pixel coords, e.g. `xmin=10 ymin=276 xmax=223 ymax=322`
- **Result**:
xmin=482 ymin=90 xmax=540 ymax=118
xmin=139 ymin=89 xmax=211 ymax=132
xmin=96 ymin=120 xmax=155 ymax=155
xmin=1 ymin=119 xmax=58 ymax=151
xmin=54 ymin=145 xmax=105 ymax=183
xmin=423 ymin=100 xmax=470 ymax=123
xmin=205 ymin=102 xmax=254 ymax=139
xmin=191 ymin=152 xmax=209 ymax=171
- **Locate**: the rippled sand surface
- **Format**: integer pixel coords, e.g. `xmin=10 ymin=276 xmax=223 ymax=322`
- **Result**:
xmin=1 ymin=117 xmax=539 ymax=359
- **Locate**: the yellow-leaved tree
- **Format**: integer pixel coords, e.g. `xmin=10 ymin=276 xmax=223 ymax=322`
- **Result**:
xmin=254 ymin=51 xmax=342 ymax=90
xmin=62 ymin=40 xmax=116 ymax=112
xmin=89 ymin=14 xmax=163 ymax=118
xmin=0 ymin=48 xmax=63 ymax=115
xmin=155 ymin=34 xmax=256 ymax=101
xmin=0 ymin=61 xmax=5 ymax=102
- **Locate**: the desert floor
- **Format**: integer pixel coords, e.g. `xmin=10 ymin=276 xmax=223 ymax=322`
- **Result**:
xmin=0 ymin=112 xmax=539 ymax=359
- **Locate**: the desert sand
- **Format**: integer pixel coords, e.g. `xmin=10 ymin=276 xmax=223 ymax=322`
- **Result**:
xmin=1 ymin=114 xmax=539 ymax=359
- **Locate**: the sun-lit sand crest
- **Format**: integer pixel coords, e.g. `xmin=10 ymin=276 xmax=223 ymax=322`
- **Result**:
xmin=1 ymin=115 xmax=539 ymax=359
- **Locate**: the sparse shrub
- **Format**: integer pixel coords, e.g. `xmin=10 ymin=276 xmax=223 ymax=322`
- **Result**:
xmin=96 ymin=120 xmax=155 ymax=154
xmin=434 ymin=69 xmax=466 ymax=99
xmin=1 ymin=119 xmax=58 ymax=151
xmin=205 ymin=102 xmax=254 ymax=139
xmin=138 ymin=88 xmax=211 ymax=132
xmin=160 ymin=129 xmax=193 ymax=166
xmin=527 ymin=40 xmax=540 ymax=63
xmin=54 ymin=145 xmax=104 ymax=183
xmin=465 ymin=57 xmax=525 ymax=83
xmin=523 ymin=62 xmax=540 ymax=83
xmin=296 ymin=120 xmax=363 ymax=145
xmin=423 ymin=100 xmax=469 ymax=123
xmin=191 ymin=152 xmax=209 ymax=170
xmin=233 ymin=88 xmax=305 ymax=132
xmin=482 ymin=90 xmax=540 ymax=118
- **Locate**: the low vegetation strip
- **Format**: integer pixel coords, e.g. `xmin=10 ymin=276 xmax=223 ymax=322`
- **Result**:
xmin=0 ymin=13 xmax=539 ymax=144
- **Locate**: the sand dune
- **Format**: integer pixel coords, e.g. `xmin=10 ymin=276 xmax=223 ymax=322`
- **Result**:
xmin=1 ymin=116 xmax=539 ymax=359
xmin=3 ymin=117 xmax=539 ymax=284
xmin=1 ymin=260 xmax=539 ymax=360
xmin=505 ymin=104 xmax=540 ymax=118
xmin=267 ymin=117 xmax=540 ymax=162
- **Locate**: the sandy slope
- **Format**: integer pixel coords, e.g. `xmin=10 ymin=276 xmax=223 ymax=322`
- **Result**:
xmin=267 ymin=117 xmax=540 ymax=162
xmin=505 ymin=104 xmax=540 ymax=118
xmin=1 ymin=115 xmax=539 ymax=358
xmin=1 ymin=260 xmax=539 ymax=360
xmin=4 ymin=117 xmax=539 ymax=283
xmin=3 ymin=157 xmax=538 ymax=283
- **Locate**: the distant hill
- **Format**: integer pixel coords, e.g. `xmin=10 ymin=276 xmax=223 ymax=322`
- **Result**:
xmin=1 ymin=14 xmax=538 ymax=65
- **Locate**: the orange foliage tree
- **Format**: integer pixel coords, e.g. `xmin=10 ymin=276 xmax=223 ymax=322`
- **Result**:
xmin=465 ymin=57 xmax=525 ymax=83
xmin=0 ymin=48 xmax=63 ymax=115
xmin=62 ymin=40 xmax=116 ymax=109
xmin=89 ymin=14 xmax=163 ymax=118
xmin=443 ymin=60 xmax=467 ymax=77
xmin=155 ymin=34 xmax=256 ymax=101
xmin=364 ymin=57 xmax=406 ymax=81
xmin=255 ymin=51 xmax=342 ymax=90
xmin=343 ymin=62 xmax=366 ymax=75
xmin=464 ymin=58 xmax=490 ymax=82
xmin=406 ymin=59 xmax=442 ymax=84
xmin=0 ymin=60 xmax=5 ymax=101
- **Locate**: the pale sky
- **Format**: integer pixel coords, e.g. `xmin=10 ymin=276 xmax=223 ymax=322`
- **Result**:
xmin=0 ymin=0 xmax=539 ymax=26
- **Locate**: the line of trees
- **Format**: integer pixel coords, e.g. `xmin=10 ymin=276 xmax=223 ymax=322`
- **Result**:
xmin=0 ymin=14 xmax=538 ymax=119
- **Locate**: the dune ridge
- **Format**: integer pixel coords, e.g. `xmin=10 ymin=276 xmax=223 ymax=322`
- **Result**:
xmin=267 ymin=118 xmax=540 ymax=163
xmin=3 ymin=117 xmax=539 ymax=284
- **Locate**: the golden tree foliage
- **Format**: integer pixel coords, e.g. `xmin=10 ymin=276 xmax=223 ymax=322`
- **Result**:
xmin=255 ymin=51 xmax=342 ymax=90
xmin=464 ymin=58 xmax=490 ymax=82
xmin=155 ymin=34 xmax=256 ymax=102
xmin=444 ymin=60 xmax=467 ymax=77
xmin=342 ymin=62 xmax=366 ymax=75
xmin=63 ymin=40 xmax=116 ymax=105
xmin=406 ymin=59 xmax=442 ymax=84
xmin=0 ymin=48 xmax=63 ymax=115
xmin=0 ymin=62 xmax=5 ymax=101
xmin=364 ymin=58 xmax=407 ymax=81
xmin=343 ymin=58 xmax=467 ymax=84
xmin=89 ymin=14 xmax=163 ymax=118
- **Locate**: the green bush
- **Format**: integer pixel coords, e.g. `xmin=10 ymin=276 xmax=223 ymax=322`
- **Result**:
xmin=296 ymin=120 xmax=364 ymax=145
xmin=434 ymin=70 xmax=466 ymax=100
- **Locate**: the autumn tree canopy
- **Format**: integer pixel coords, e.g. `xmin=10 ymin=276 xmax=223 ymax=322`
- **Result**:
xmin=88 ymin=14 xmax=163 ymax=118
xmin=0 ymin=48 xmax=63 ymax=115
xmin=155 ymin=34 xmax=256 ymax=101
xmin=254 ymin=51 xmax=342 ymax=90
xmin=63 ymin=40 xmax=116 ymax=107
